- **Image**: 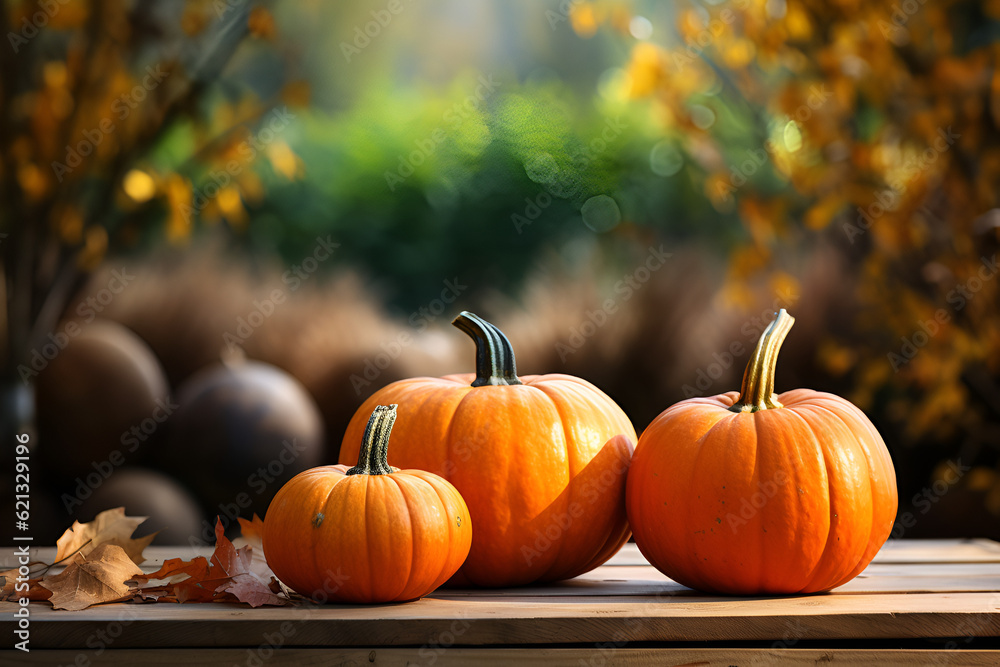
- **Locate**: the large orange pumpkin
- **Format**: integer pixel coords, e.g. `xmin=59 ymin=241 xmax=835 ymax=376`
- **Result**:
xmin=339 ymin=311 xmax=636 ymax=587
xmin=626 ymin=309 xmax=898 ymax=595
xmin=263 ymin=404 xmax=471 ymax=603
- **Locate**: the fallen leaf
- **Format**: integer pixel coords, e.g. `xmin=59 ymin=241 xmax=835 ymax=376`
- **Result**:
xmin=125 ymin=519 xmax=285 ymax=607
xmin=235 ymin=514 xmax=265 ymax=551
xmin=55 ymin=507 xmax=159 ymax=566
xmin=211 ymin=519 xmax=284 ymax=607
xmin=130 ymin=557 xmax=211 ymax=586
xmin=220 ymin=574 xmax=285 ymax=607
xmin=234 ymin=514 xmax=278 ymax=583
xmin=0 ymin=567 xmax=52 ymax=602
xmin=41 ymin=544 xmax=143 ymax=611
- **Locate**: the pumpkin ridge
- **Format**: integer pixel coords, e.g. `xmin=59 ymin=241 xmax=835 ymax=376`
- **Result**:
xmin=681 ymin=413 xmax=729 ymax=591
xmin=320 ymin=478 xmax=353 ymax=599
xmin=800 ymin=400 xmax=885 ymax=590
xmin=789 ymin=404 xmax=867 ymax=593
xmin=358 ymin=476 xmax=378 ymax=601
xmin=777 ymin=405 xmax=836 ymax=592
xmin=304 ymin=478 xmax=335 ymax=596
xmin=531 ymin=383 xmax=574 ymax=582
xmin=387 ymin=474 xmax=417 ymax=601
xmin=421 ymin=474 xmax=468 ymax=594
xmin=536 ymin=379 xmax=636 ymax=581
xmin=446 ymin=387 xmax=517 ymax=583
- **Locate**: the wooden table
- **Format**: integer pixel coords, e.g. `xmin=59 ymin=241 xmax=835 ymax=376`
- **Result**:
xmin=3 ymin=539 xmax=1000 ymax=666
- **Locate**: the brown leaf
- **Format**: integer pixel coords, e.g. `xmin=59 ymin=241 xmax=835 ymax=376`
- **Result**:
xmin=234 ymin=514 xmax=279 ymax=583
xmin=211 ymin=519 xmax=284 ymax=607
xmin=41 ymin=544 xmax=143 ymax=611
xmin=211 ymin=518 xmax=253 ymax=577
xmin=130 ymin=556 xmax=211 ymax=586
xmin=218 ymin=574 xmax=285 ymax=607
xmin=0 ymin=567 xmax=52 ymax=602
xmin=55 ymin=507 xmax=159 ymax=566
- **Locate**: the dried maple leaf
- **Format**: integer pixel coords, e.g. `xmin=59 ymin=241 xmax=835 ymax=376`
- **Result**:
xmin=235 ymin=514 xmax=265 ymax=550
xmin=210 ymin=519 xmax=284 ymax=607
xmin=125 ymin=519 xmax=285 ymax=607
xmin=55 ymin=507 xmax=159 ymax=566
xmin=40 ymin=544 xmax=143 ymax=611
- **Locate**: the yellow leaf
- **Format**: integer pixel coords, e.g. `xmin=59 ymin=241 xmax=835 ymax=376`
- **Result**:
xmin=55 ymin=507 xmax=157 ymax=566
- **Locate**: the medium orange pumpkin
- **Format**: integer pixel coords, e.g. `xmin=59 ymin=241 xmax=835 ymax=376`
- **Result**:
xmin=626 ymin=309 xmax=898 ymax=595
xmin=263 ymin=404 xmax=471 ymax=603
xmin=339 ymin=312 xmax=636 ymax=587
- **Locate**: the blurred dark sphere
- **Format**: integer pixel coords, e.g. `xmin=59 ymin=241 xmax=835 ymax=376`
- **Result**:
xmin=158 ymin=358 xmax=325 ymax=520
xmin=75 ymin=467 xmax=206 ymax=545
xmin=35 ymin=319 xmax=170 ymax=483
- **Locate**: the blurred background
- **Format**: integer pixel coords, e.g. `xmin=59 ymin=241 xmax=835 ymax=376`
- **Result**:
xmin=1 ymin=0 xmax=999 ymax=544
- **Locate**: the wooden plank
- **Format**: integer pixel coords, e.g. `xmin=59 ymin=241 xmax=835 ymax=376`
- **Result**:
xmin=2 ymin=591 xmax=999 ymax=648
xmin=4 ymin=648 xmax=1000 ymax=666
xmin=6 ymin=539 xmax=1000 ymax=571
xmin=873 ymin=539 xmax=1000 ymax=564
xmin=431 ymin=559 xmax=1000 ymax=597
xmin=602 ymin=539 xmax=1000 ymax=567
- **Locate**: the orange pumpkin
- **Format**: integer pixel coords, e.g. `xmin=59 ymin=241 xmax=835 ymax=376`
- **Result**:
xmin=263 ymin=404 xmax=471 ymax=603
xmin=339 ymin=312 xmax=636 ymax=587
xmin=626 ymin=309 xmax=898 ymax=595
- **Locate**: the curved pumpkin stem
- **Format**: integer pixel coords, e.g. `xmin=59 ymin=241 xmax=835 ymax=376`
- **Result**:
xmin=452 ymin=311 xmax=523 ymax=387
xmin=730 ymin=309 xmax=795 ymax=413
xmin=346 ymin=404 xmax=398 ymax=476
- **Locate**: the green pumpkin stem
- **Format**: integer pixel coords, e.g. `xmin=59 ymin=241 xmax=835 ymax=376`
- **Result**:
xmin=346 ymin=404 xmax=398 ymax=475
xmin=452 ymin=311 xmax=523 ymax=387
xmin=730 ymin=309 xmax=795 ymax=413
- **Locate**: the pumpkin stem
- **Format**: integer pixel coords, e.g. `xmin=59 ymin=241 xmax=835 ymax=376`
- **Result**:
xmin=452 ymin=311 xmax=523 ymax=387
xmin=346 ymin=404 xmax=398 ymax=475
xmin=730 ymin=309 xmax=795 ymax=413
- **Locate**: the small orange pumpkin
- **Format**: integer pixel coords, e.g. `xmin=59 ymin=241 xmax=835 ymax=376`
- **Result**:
xmin=339 ymin=312 xmax=636 ymax=587
xmin=263 ymin=404 xmax=471 ymax=603
xmin=626 ymin=310 xmax=898 ymax=595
